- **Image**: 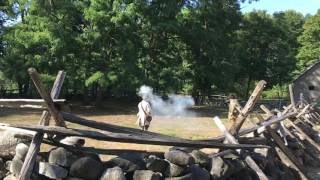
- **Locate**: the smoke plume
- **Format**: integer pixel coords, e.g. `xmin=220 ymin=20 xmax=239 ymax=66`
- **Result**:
xmin=138 ymin=85 xmax=196 ymax=117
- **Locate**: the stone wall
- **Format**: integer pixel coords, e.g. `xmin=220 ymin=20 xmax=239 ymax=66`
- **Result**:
xmin=0 ymin=134 xmax=310 ymax=180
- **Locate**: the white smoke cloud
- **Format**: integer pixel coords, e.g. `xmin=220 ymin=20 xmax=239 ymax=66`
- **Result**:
xmin=138 ymin=85 xmax=196 ymax=117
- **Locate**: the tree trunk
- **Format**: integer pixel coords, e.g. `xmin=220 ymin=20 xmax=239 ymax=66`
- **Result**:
xmin=18 ymin=81 xmax=23 ymax=97
xmin=192 ymin=89 xmax=199 ymax=105
xmin=23 ymin=81 xmax=29 ymax=97
xmin=245 ymin=76 xmax=251 ymax=99
xmin=95 ymin=85 xmax=103 ymax=106
xmin=83 ymin=86 xmax=89 ymax=105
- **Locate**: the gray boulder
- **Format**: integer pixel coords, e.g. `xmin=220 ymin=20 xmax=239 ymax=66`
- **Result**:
xmin=189 ymin=150 xmax=209 ymax=168
xmin=0 ymin=131 xmax=20 ymax=160
xmin=37 ymin=162 xmax=68 ymax=179
xmin=146 ymin=155 xmax=169 ymax=173
xmin=100 ymin=166 xmax=126 ymax=180
xmin=164 ymin=150 xmax=195 ymax=166
xmin=49 ymin=147 xmax=78 ymax=167
xmin=15 ymin=143 xmax=29 ymax=161
xmin=9 ymin=156 xmax=23 ymax=176
xmin=118 ymin=152 xmax=147 ymax=169
xmin=133 ymin=170 xmax=161 ymax=180
xmin=106 ymin=157 xmax=141 ymax=173
xmin=164 ymin=162 xmax=185 ymax=177
xmin=209 ymin=157 xmax=233 ymax=179
xmin=70 ymin=156 xmax=103 ymax=180
xmin=82 ymin=152 xmax=101 ymax=162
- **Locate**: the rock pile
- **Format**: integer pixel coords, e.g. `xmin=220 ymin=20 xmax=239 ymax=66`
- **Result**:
xmin=0 ymin=136 xmax=310 ymax=180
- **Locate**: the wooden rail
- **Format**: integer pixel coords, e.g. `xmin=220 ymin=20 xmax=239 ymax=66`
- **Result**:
xmin=19 ymin=69 xmax=66 ymax=180
xmin=4 ymin=124 xmax=269 ymax=150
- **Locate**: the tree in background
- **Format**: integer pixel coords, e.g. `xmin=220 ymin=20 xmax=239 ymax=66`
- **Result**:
xmin=236 ymin=10 xmax=304 ymax=98
xmin=179 ymin=0 xmax=242 ymax=103
xmin=0 ymin=0 xmax=314 ymax=102
xmin=297 ymin=10 xmax=320 ymax=72
xmin=0 ymin=0 xmax=30 ymax=95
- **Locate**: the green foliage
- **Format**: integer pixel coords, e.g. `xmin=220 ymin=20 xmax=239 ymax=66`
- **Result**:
xmin=262 ymin=84 xmax=288 ymax=99
xmin=236 ymin=10 xmax=304 ymax=97
xmin=0 ymin=0 xmax=314 ymax=101
xmin=85 ymin=71 xmax=118 ymax=88
xmin=40 ymin=73 xmax=56 ymax=89
xmin=297 ymin=11 xmax=320 ymax=72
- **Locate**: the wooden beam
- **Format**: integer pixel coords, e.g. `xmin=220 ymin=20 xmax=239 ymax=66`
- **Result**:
xmin=213 ymin=117 xmax=268 ymax=180
xmin=312 ymin=111 xmax=320 ymax=121
xmin=295 ymin=117 xmax=313 ymax=129
xmin=237 ymin=137 xmax=267 ymax=145
xmin=39 ymin=70 xmax=66 ymax=126
xmin=287 ymin=120 xmax=320 ymax=152
xmin=28 ymin=68 xmax=65 ymax=127
xmin=271 ymin=109 xmax=296 ymax=138
xmin=257 ymin=106 xmax=310 ymax=179
xmin=6 ymin=124 xmax=270 ymax=150
xmin=301 ymin=115 xmax=316 ymax=127
xmin=50 ymin=71 xmax=66 ymax=99
xmin=61 ymin=112 xmax=187 ymax=142
xmin=296 ymin=104 xmax=310 ymax=118
xmin=0 ymin=99 xmax=66 ymax=109
xmin=229 ymin=80 xmax=266 ymax=136
xmin=269 ymin=130 xmax=310 ymax=179
xmin=0 ymin=99 xmax=65 ymax=103
xmin=208 ymin=150 xmax=235 ymax=158
xmin=64 ymin=111 xmax=270 ymax=147
xmin=260 ymin=105 xmax=273 ymax=116
xmin=289 ymin=84 xmax=296 ymax=110
xmin=19 ymin=70 xmax=66 ymax=180
xmin=309 ymin=112 xmax=320 ymax=123
xmin=16 ymin=134 xmax=164 ymax=156
xmin=281 ymin=104 xmax=293 ymax=115
xmin=274 ymin=147 xmax=308 ymax=180
xmin=199 ymin=111 xmax=298 ymax=142
xmin=228 ymin=98 xmax=241 ymax=125
xmin=18 ymin=133 xmax=44 ymax=180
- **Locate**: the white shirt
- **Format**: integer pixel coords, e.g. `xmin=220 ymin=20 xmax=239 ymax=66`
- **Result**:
xmin=137 ymin=100 xmax=152 ymax=127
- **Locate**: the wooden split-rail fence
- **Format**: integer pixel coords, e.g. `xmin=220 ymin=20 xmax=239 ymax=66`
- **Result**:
xmin=1 ymin=68 xmax=320 ymax=180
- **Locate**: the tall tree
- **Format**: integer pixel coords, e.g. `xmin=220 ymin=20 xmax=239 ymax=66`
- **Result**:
xmin=0 ymin=0 xmax=30 ymax=95
xmin=297 ymin=10 xmax=320 ymax=71
xmin=179 ymin=0 xmax=242 ymax=102
xmin=271 ymin=10 xmax=304 ymax=82
xmin=236 ymin=10 xmax=303 ymax=97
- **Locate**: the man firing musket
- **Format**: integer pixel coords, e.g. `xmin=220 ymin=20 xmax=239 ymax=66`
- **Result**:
xmin=137 ymin=95 xmax=152 ymax=131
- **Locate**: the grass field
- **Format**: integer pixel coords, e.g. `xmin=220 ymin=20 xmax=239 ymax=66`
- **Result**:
xmin=0 ymin=101 xmax=256 ymax=158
